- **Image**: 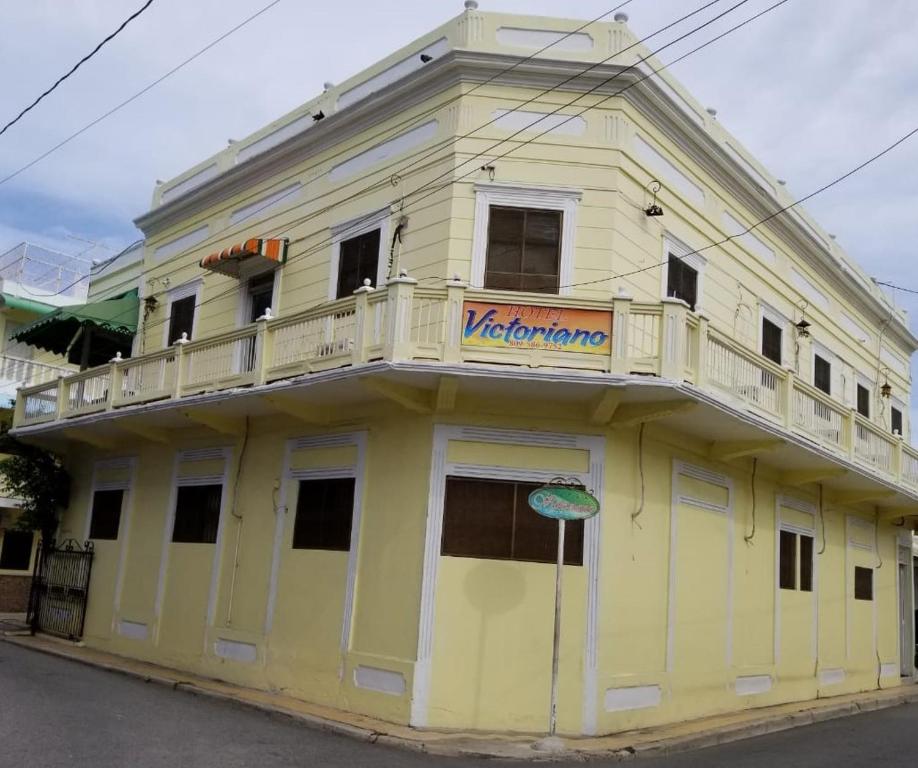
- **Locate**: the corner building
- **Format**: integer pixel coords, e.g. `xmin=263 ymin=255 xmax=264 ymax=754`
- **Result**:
xmin=13 ymin=6 xmax=918 ymax=735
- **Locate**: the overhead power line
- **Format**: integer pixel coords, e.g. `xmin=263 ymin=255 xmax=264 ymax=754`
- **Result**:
xmin=0 ymin=1 xmax=156 ymax=138
xmin=0 ymin=0 xmax=284 ymax=188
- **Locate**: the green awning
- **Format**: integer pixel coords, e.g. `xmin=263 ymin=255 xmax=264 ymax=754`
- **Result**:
xmin=0 ymin=293 xmax=57 ymax=315
xmin=11 ymin=290 xmax=139 ymax=367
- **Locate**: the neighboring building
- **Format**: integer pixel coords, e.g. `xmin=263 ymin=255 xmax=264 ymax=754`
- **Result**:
xmin=88 ymin=240 xmax=144 ymax=302
xmin=0 ymin=242 xmax=84 ymax=404
xmin=9 ymin=6 xmax=918 ymax=735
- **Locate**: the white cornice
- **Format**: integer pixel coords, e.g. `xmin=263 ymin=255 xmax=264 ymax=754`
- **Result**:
xmin=133 ymin=50 xmax=916 ymax=350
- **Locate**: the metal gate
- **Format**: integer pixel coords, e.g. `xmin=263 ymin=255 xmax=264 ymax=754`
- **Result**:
xmin=27 ymin=539 xmax=94 ymax=640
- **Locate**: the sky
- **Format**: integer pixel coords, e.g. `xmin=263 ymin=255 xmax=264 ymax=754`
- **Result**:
xmin=1 ymin=1 xmax=916 ymax=373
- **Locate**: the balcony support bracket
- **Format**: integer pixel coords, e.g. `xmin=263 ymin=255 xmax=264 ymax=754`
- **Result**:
xmin=362 ymin=377 xmax=433 ymax=414
xmin=435 ymin=376 xmax=459 ymax=413
xmin=182 ymin=410 xmax=246 ymax=436
xmin=607 ymin=400 xmax=695 ymax=428
xmin=118 ymin=420 xmax=169 ymax=443
xmin=709 ymin=439 xmax=784 ymax=463
xmin=828 ymin=489 xmax=898 ymax=506
xmin=263 ymin=394 xmax=331 ymax=425
xmin=780 ymin=468 xmax=848 ymax=487
xmin=62 ymin=428 xmax=117 ymax=451
xmin=589 ymin=389 xmax=624 ymax=425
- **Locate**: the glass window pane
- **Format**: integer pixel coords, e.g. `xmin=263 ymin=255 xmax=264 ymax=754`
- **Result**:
xmin=814 ymin=355 xmax=832 ymax=394
xmin=89 ymin=489 xmax=124 ymax=540
xmin=762 ymin=319 xmax=782 ymax=364
xmin=891 ymin=407 xmax=903 ymax=436
xmin=854 ymin=566 xmax=873 ymax=600
xmin=292 ymin=478 xmax=355 ymax=551
xmin=442 ymin=477 xmax=514 ymax=559
xmin=799 ymin=535 xmax=813 ymax=592
xmin=779 ymin=530 xmax=797 ymax=590
xmin=172 ymin=485 xmax=222 ymax=544
xmin=337 ymin=229 xmax=380 ymax=298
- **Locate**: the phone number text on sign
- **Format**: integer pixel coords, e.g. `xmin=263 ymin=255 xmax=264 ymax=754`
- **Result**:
xmin=461 ymin=301 xmax=612 ymax=355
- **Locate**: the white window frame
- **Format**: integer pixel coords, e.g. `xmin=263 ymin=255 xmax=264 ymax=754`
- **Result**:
xmin=758 ymin=302 xmax=787 ymax=365
xmin=471 ymin=182 xmax=581 ymax=296
xmin=811 ymin=342 xmax=836 ymax=396
xmin=235 ymin=268 xmax=282 ymax=328
xmin=327 ymin=208 xmax=390 ymax=301
xmin=162 ymin=278 xmax=203 ymax=348
xmin=660 ymin=234 xmax=705 ymax=311
xmin=855 ymin=375 xmax=873 ymax=419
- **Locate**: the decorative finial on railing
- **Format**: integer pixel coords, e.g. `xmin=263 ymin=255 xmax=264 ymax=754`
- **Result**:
xmin=464 ymin=0 xmax=479 ymax=9
xmin=399 ymin=268 xmax=408 ymax=278
xmin=109 ymin=351 xmax=123 ymax=363
xmin=174 ymin=332 xmax=190 ymax=345
xmin=256 ymin=307 xmax=273 ymax=322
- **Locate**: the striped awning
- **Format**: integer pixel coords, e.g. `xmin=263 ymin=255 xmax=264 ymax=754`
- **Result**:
xmin=200 ymin=237 xmax=288 ymax=278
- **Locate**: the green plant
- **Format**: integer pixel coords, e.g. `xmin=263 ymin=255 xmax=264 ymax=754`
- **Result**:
xmin=0 ymin=413 xmax=70 ymax=543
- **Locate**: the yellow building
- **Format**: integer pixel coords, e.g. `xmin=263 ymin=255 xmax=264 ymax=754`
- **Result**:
xmin=11 ymin=5 xmax=918 ymax=735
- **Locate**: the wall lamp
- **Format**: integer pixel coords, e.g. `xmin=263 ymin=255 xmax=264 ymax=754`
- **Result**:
xmin=880 ymin=367 xmax=893 ymax=398
xmin=794 ymin=318 xmax=811 ymax=338
xmin=644 ymin=180 xmax=664 ymax=217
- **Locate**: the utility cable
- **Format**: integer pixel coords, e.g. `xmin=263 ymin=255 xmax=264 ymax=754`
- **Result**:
xmin=744 ymin=457 xmax=758 ymax=542
xmin=0 ymin=1 xmax=156 ymax=138
xmin=58 ymin=0 xmax=796 ymax=338
xmin=0 ymin=0 xmax=284 ymax=188
xmin=631 ymin=422 xmax=646 ymax=526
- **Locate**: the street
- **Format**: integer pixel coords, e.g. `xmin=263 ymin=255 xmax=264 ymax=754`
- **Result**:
xmin=0 ymin=640 xmax=916 ymax=768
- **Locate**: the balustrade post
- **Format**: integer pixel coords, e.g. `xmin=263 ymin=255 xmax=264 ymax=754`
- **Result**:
xmin=107 ymin=353 xmax=124 ymax=410
xmin=659 ymin=297 xmax=689 ymax=380
xmin=12 ymin=386 xmax=25 ymax=427
xmin=172 ymin=334 xmax=189 ymax=398
xmin=894 ymin=434 xmax=904 ymax=482
xmin=384 ymin=270 xmax=418 ymax=361
xmin=694 ymin=312 xmax=709 ymax=388
xmin=56 ymin=375 xmax=68 ymax=419
xmin=352 ymin=281 xmax=374 ymax=365
xmin=253 ymin=309 xmax=274 ymax=386
xmin=782 ymin=367 xmax=795 ymax=429
xmin=610 ymin=290 xmax=632 ymax=375
xmin=443 ymin=277 xmax=467 ymax=363
xmin=846 ymin=408 xmax=857 ymax=461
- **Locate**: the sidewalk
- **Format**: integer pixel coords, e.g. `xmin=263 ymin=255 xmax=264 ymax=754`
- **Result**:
xmin=2 ymin=631 xmax=916 ymax=761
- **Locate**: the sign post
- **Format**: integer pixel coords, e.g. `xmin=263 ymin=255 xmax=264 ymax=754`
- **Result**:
xmin=528 ymin=479 xmax=600 ymax=748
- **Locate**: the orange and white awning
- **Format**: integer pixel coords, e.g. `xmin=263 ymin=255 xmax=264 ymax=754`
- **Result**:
xmin=199 ymin=237 xmax=288 ymax=278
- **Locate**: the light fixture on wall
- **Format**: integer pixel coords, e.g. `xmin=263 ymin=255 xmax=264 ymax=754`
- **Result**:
xmin=880 ymin=368 xmax=893 ymax=398
xmin=644 ymin=180 xmax=664 ymax=217
xmin=794 ymin=299 xmax=811 ymax=338
xmin=420 ymin=53 xmax=433 ymax=63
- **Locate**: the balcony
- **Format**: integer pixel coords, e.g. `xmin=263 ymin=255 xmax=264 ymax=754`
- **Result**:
xmin=11 ymin=275 xmax=917 ymax=497
xmin=0 ymin=354 xmax=71 ymax=395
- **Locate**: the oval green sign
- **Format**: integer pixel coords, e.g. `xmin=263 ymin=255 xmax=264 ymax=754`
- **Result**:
xmin=528 ymin=486 xmax=600 ymax=521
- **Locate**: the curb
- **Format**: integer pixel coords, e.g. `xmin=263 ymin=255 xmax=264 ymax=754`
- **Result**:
xmin=3 ymin=633 xmax=916 ymax=761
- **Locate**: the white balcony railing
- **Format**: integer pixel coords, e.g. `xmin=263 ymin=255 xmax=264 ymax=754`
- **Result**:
xmin=12 ymin=276 xmax=917 ymax=495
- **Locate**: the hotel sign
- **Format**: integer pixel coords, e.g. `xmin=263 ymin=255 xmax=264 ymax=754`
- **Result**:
xmin=461 ymin=301 xmax=612 ymax=355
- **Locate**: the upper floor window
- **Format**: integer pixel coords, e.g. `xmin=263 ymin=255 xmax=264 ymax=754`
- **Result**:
xmin=891 ymin=406 xmax=903 ymax=436
xmin=164 ymin=280 xmax=201 ymax=346
xmin=761 ymin=317 xmax=783 ymax=365
xmin=337 ymin=228 xmax=382 ymax=298
xmin=245 ymin=272 xmax=275 ymax=323
xmin=471 ymin=183 xmax=580 ymax=295
xmin=666 ymin=255 xmax=697 ymax=310
xmin=856 ymin=383 xmax=870 ymax=419
xmin=484 ymin=206 xmax=561 ymax=294
xmin=814 ymin=354 xmax=832 ymax=395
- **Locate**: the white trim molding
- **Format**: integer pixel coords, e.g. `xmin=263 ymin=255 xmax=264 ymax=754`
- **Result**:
xmin=162 ymin=278 xmax=203 ymax=347
xmin=263 ymin=430 xmax=368 ymax=676
xmin=666 ymin=461 xmax=734 ymax=673
xmin=327 ymin=208 xmax=391 ymax=300
xmin=661 ymin=233 xmax=705 ymax=311
xmin=470 ymin=182 xmax=581 ymax=296
xmin=411 ymin=424 xmax=605 ymax=734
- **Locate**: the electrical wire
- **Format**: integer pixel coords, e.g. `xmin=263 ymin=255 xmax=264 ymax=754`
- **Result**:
xmin=744 ymin=457 xmax=758 ymax=543
xmin=22 ymin=0 xmax=797 ymax=342
xmin=0 ymin=1 xmax=156 ymax=138
xmin=0 ymin=0 xmax=284 ymax=188
xmin=127 ymin=0 xmax=770 ymax=338
xmin=631 ymin=422 xmax=646 ymax=526
xmin=817 ymin=483 xmax=826 ymax=555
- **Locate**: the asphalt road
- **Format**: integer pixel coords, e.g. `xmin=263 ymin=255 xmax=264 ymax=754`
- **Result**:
xmin=1 ymin=640 xmax=915 ymax=768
